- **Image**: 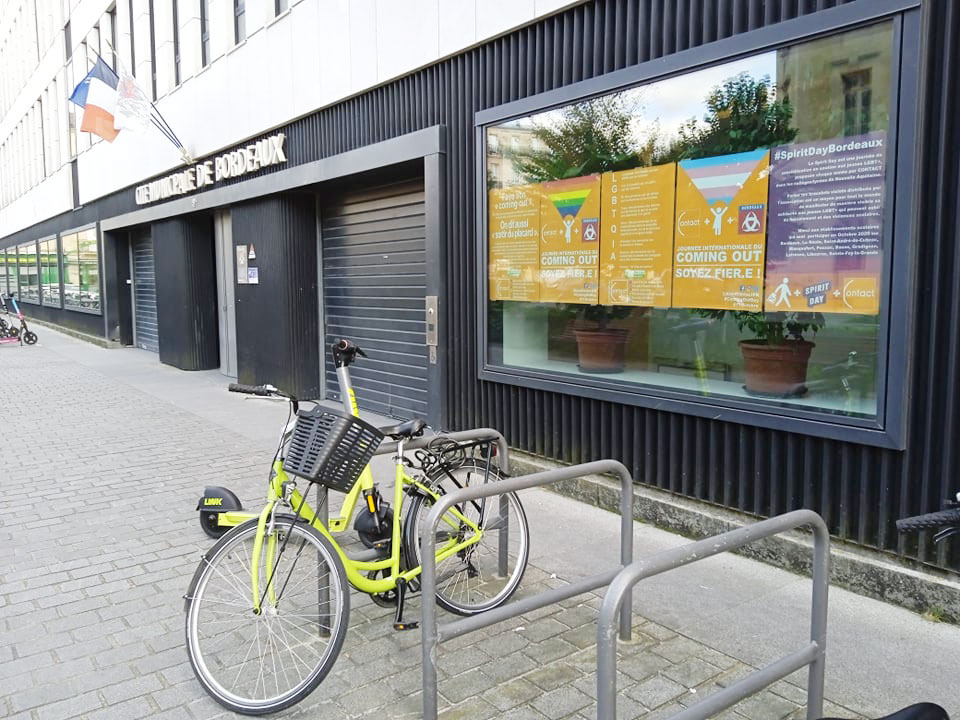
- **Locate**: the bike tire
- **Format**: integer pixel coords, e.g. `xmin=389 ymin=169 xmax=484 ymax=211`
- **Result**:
xmin=896 ymin=508 xmax=960 ymax=533
xmin=185 ymin=517 xmax=350 ymax=715
xmin=403 ymin=459 xmax=529 ymax=615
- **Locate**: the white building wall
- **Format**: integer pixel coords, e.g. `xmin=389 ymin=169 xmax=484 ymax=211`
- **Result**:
xmin=1 ymin=0 xmax=584 ymax=240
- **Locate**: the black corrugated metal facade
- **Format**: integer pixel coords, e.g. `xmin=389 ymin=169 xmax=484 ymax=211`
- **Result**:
xmin=153 ymin=217 xmax=219 ymax=370
xmin=2 ymin=0 xmax=957 ymax=573
xmin=284 ymin=0 xmax=956 ymax=573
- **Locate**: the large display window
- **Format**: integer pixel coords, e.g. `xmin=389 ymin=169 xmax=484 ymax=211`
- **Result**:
xmin=1 ymin=250 xmax=14 ymax=296
xmin=61 ymin=227 xmax=102 ymax=313
xmin=40 ymin=237 xmax=62 ymax=308
xmin=480 ymin=16 xmax=913 ymax=444
xmin=16 ymin=241 xmax=40 ymax=303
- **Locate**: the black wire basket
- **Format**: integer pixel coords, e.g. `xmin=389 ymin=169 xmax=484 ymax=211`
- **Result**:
xmin=282 ymin=406 xmax=384 ymax=492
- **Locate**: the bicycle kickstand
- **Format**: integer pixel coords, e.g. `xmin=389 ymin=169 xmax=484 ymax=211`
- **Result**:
xmin=393 ymin=578 xmax=419 ymax=631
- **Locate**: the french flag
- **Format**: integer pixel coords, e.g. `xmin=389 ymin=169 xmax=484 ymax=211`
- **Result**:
xmin=69 ymin=58 xmax=121 ymax=143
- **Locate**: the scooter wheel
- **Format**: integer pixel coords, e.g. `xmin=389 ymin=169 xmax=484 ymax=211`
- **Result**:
xmin=23 ymin=331 xmax=37 ymax=345
xmin=200 ymin=512 xmax=229 ymax=539
xmin=8 ymin=327 xmax=19 ymax=339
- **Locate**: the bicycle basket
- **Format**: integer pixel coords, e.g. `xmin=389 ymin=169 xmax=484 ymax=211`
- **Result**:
xmin=282 ymin=406 xmax=384 ymax=492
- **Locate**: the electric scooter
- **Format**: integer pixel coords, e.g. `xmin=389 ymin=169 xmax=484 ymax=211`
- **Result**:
xmin=0 ymin=293 xmax=37 ymax=345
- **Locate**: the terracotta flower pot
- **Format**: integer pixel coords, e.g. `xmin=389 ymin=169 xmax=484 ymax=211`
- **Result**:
xmin=574 ymin=328 xmax=629 ymax=373
xmin=739 ymin=339 xmax=814 ymax=397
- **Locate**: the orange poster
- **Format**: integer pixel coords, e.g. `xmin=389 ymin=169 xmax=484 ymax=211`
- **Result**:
xmin=539 ymin=175 xmax=601 ymax=304
xmin=672 ymin=149 xmax=770 ymax=311
xmin=600 ymin=164 xmax=677 ymax=307
xmin=489 ymin=185 xmax=541 ymax=301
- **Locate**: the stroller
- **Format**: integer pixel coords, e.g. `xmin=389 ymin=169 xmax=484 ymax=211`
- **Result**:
xmin=0 ymin=293 xmax=37 ymax=345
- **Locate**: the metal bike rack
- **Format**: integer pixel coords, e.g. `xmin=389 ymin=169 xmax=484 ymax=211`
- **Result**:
xmin=420 ymin=459 xmax=636 ymax=720
xmin=377 ymin=427 xmax=510 ymax=471
xmin=596 ymin=509 xmax=830 ymax=720
xmin=380 ymin=427 xmax=512 ymax=575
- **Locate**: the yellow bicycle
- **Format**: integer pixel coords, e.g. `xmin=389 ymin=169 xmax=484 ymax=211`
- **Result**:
xmin=183 ymin=339 xmax=529 ymax=715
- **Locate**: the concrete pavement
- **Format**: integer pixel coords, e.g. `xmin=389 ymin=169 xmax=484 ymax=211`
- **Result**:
xmin=1 ymin=329 xmax=958 ymax=719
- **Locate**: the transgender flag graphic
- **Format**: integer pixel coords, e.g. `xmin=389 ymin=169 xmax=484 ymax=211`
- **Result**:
xmin=679 ymin=148 xmax=769 ymax=205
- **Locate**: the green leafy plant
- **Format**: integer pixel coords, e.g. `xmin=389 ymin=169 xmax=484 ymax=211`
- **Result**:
xmin=570 ymin=304 xmax=634 ymax=330
xmin=654 ymin=73 xmax=798 ymax=163
xmin=694 ymin=309 xmax=825 ymax=344
xmin=510 ymin=94 xmax=647 ymax=182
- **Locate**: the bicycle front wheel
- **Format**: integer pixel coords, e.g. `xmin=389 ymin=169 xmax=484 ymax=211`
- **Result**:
xmin=404 ymin=459 xmax=529 ymax=615
xmin=185 ymin=516 xmax=349 ymax=715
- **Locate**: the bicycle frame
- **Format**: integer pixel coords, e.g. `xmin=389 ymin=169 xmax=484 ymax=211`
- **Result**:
xmin=248 ymin=456 xmax=482 ymax=611
xmin=237 ymin=356 xmax=484 ymax=611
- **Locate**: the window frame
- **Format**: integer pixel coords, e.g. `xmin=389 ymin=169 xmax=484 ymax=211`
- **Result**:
xmin=474 ymin=0 xmax=922 ymax=450
xmin=60 ymin=223 xmax=104 ymax=316
xmin=38 ymin=234 xmax=62 ymax=309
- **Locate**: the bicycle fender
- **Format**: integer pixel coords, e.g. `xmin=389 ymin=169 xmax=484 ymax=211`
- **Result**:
xmin=196 ymin=486 xmax=243 ymax=513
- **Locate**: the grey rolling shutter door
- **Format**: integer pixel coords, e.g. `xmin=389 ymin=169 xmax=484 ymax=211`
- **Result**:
xmin=322 ymin=179 xmax=427 ymax=420
xmin=132 ymin=234 xmax=159 ymax=353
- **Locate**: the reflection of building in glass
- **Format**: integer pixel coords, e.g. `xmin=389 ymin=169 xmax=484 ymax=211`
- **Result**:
xmin=776 ymin=23 xmax=892 ymax=141
xmin=487 ymin=126 xmax=540 ymax=188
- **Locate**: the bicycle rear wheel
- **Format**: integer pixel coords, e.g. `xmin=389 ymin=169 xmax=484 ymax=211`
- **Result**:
xmin=404 ymin=459 xmax=529 ymax=615
xmin=185 ymin=516 xmax=349 ymax=715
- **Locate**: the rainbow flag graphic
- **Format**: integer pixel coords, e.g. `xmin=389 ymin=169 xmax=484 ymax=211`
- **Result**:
xmin=547 ymin=187 xmax=593 ymax=218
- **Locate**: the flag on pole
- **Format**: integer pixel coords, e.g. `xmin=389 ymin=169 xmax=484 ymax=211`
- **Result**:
xmin=68 ymin=58 xmax=121 ymax=142
xmin=114 ymin=65 xmax=153 ymax=133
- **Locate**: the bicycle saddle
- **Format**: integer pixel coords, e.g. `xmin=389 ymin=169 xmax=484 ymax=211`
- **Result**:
xmin=379 ymin=418 xmax=427 ymax=440
xmin=821 ymin=704 xmax=949 ymax=720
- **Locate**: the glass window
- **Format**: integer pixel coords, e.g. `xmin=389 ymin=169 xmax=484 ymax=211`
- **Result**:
xmin=172 ymin=0 xmax=180 ymax=85
xmin=40 ymin=237 xmax=61 ymax=307
xmin=1 ymin=249 xmax=14 ymax=295
xmin=17 ymin=241 xmax=40 ymax=303
xmin=484 ymin=21 xmax=895 ymax=422
xmin=62 ymin=228 xmax=101 ymax=313
xmin=234 ymin=0 xmax=246 ymax=43
xmin=200 ymin=0 xmax=210 ymax=67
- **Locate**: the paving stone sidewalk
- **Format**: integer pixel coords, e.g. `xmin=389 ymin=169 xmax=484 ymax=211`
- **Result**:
xmin=0 ymin=336 xmax=909 ymax=719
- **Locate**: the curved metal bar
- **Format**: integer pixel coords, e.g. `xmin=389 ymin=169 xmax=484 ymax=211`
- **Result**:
xmin=421 ymin=459 xmax=636 ymax=719
xmin=596 ymin=509 xmax=830 ymax=720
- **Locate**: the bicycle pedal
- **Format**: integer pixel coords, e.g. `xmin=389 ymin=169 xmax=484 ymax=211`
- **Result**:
xmin=393 ymin=621 xmax=419 ymax=631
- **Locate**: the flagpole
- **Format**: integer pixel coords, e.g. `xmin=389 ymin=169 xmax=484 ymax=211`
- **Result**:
xmin=105 ymin=53 xmax=193 ymax=164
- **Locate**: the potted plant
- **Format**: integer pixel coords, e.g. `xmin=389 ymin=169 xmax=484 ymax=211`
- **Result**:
xmin=696 ymin=310 xmax=825 ymax=396
xmin=570 ymin=304 xmax=634 ymax=373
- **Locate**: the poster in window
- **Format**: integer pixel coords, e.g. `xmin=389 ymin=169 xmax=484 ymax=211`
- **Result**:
xmin=600 ymin=163 xmax=677 ymax=307
xmin=488 ymin=185 xmax=541 ymax=301
xmin=764 ymin=131 xmax=885 ymax=315
xmin=671 ymin=149 xmax=770 ymax=311
xmin=539 ymin=174 xmax=601 ymax=304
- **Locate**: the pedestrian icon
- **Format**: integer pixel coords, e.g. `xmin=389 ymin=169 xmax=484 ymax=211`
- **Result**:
xmin=767 ymin=277 xmax=792 ymax=308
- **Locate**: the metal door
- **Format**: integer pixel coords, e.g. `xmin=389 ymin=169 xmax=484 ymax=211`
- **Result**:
xmin=214 ymin=210 xmax=238 ymax=377
xmin=131 ymin=231 xmax=159 ymax=353
xmin=322 ymin=178 xmax=428 ymax=420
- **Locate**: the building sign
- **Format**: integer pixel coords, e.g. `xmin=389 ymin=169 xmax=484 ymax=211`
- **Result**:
xmin=489 ymin=185 xmax=541 ymax=301
xmin=538 ymin=174 xmax=601 ymax=304
xmin=671 ymin=149 xmax=770 ymax=311
xmin=600 ymin=164 xmax=676 ymax=307
xmin=764 ymin=132 xmax=886 ymax=314
xmin=135 ymin=133 xmax=287 ymax=205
